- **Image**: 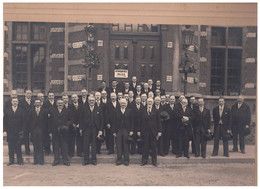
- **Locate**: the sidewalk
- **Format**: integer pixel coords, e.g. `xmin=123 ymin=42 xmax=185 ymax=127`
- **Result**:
xmin=3 ymin=143 xmax=256 ymax=165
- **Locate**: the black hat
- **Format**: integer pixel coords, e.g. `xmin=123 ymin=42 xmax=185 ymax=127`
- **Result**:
xmin=204 ymin=132 xmax=213 ymax=141
xmin=223 ymin=132 xmax=233 ymax=141
xmin=160 ymin=111 xmax=170 ymax=121
xmin=97 ymin=135 xmax=105 ymax=143
xmin=244 ymin=127 xmax=251 ymax=136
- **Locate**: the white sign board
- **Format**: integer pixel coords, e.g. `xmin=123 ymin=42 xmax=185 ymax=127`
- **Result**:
xmin=114 ymin=69 xmax=128 ymax=78
xmin=68 ymin=75 xmax=86 ymax=81
xmin=50 ymin=80 xmax=64 ymax=85
xmin=50 ymin=27 xmax=64 ymax=32
xmin=98 ymin=40 xmax=103 ymax=47
xmin=97 ymin=75 xmax=103 ymax=80
xmin=187 ymin=77 xmax=194 ymax=84
xmin=200 ymin=57 xmax=207 ymax=62
xmin=245 ymin=58 xmax=256 ymax=63
xmin=246 ymin=33 xmax=256 ymax=38
xmin=167 ymin=42 xmax=173 ymax=48
xmin=245 ymin=83 xmax=255 ymax=89
xmin=199 ymin=82 xmax=206 ymax=88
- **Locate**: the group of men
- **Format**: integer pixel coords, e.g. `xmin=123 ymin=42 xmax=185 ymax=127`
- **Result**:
xmin=3 ymin=76 xmax=251 ymax=167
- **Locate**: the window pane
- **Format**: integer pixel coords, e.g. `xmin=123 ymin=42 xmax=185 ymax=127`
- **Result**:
xmin=13 ymin=23 xmax=28 ymax=41
xmin=227 ymin=49 xmax=242 ymax=94
xmin=210 ymin=48 xmax=225 ymax=95
xmin=211 ymin=27 xmax=226 ymax=46
xmin=124 ymin=46 xmax=128 ymax=58
xmin=31 ymin=23 xmax=46 ymax=41
xmin=115 ymin=46 xmax=120 ymax=59
xmin=228 ymin=28 xmax=242 ymax=46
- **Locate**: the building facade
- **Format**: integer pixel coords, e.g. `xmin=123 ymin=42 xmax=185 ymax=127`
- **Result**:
xmin=4 ymin=22 xmax=257 ymax=112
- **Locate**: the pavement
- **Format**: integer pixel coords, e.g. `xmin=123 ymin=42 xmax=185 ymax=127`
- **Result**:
xmin=3 ymin=142 xmax=256 ymax=165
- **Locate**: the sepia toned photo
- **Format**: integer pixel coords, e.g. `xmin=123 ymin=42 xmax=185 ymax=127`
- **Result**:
xmin=2 ymin=2 xmax=257 ymax=186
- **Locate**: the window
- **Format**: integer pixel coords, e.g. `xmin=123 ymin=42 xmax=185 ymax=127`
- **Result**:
xmin=228 ymin=28 xmax=242 ymax=46
xmin=112 ymin=23 xmax=119 ymax=31
xmin=115 ymin=46 xmax=120 ymax=59
xmin=138 ymin=24 xmax=145 ymax=32
xmin=151 ymin=24 xmax=158 ymax=32
xmin=124 ymin=46 xmax=128 ymax=59
xmin=211 ymin=27 xmax=226 ymax=46
xmin=13 ymin=22 xmax=28 ymax=41
xmin=13 ymin=45 xmax=28 ymax=89
xmin=141 ymin=46 xmax=146 ymax=59
xmin=150 ymin=46 xmax=154 ymax=59
xmin=31 ymin=23 xmax=46 ymax=41
xmin=124 ymin=24 xmax=133 ymax=32
xmin=210 ymin=48 xmax=225 ymax=95
xmin=210 ymin=27 xmax=242 ymax=95
xmin=227 ymin=49 xmax=242 ymax=94
xmin=31 ymin=45 xmax=46 ymax=90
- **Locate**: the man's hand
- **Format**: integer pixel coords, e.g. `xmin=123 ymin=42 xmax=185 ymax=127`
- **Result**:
xmin=3 ymin=132 xmax=7 ymax=137
xmin=98 ymin=131 xmax=102 ymax=137
xmin=129 ymin=131 xmax=133 ymax=136
xmin=245 ymin=125 xmax=250 ymax=128
xmin=226 ymin=130 xmax=231 ymax=134
xmin=137 ymin=132 xmax=141 ymax=137
xmin=113 ymin=133 xmax=117 ymax=137
xmin=80 ymin=129 xmax=83 ymax=136
xmin=107 ymin=124 xmax=111 ymax=129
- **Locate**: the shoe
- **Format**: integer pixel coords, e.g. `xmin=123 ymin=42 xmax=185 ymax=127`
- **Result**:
xmin=152 ymin=162 xmax=157 ymax=167
xmin=18 ymin=162 xmax=24 ymax=165
xmin=116 ymin=160 xmax=122 ymax=166
xmin=107 ymin=151 xmax=114 ymax=155
xmin=184 ymin=155 xmax=190 ymax=159
xmin=159 ymin=153 xmax=165 ymax=157
xmin=241 ymin=150 xmax=245 ymax=154
xmin=92 ymin=160 xmax=97 ymax=165
xmin=33 ymin=162 xmax=38 ymax=165
xmin=211 ymin=153 xmax=218 ymax=156
xmin=195 ymin=154 xmax=200 ymax=157
xmin=45 ymin=151 xmax=51 ymax=155
xmin=82 ymin=161 xmax=90 ymax=166
xmin=202 ymin=155 xmax=206 ymax=159
xmin=124 ymin=161 xmax=129 ymax=166
xmin=77 ymin=154 xmax=83 ymax=157
xmin=176 ymin=154 xmax=182 ymax=158
xmin=39 ymin=162 xmax=44 ymax=165
xmin=224 ymin=154 xmax=229 ymax=157
xmin=63 ymin=162 xmax=70 ymax=166
xmin=233 ymin=149 xmax=238 ymax=152
xmin=52 ymin=161 xmax=59 ymax=166
xmin=7 ymin=162 xmax=14 ymax=166
xmin=140 ymin=162 xmax=147 ymax=166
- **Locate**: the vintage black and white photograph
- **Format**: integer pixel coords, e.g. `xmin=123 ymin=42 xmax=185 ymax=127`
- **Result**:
xmin=2 ymin=2 xmax=257 ymax=186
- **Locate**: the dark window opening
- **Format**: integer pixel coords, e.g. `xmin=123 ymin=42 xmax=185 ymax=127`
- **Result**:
xmin=151 ymin=24 xmax=158 ymax=32
xmin=13 ymin=22 xmax=28 ymax=41
xmin=31 ymin=23 xmax=46 ymax=41
xmin=124 ymin=24 xmax=133 ymax=32
xmin=115 ymin=46 xmax=120 ymax=59
xmin=211 ymin=27 xmax=226 ymax=46
xmin=228 ymin=28 xmax=242 ymax=46
xmin=124 ymin=46 xmax=128 ymax=59
xmin=112 ymin=23 xmax=119 ymax=31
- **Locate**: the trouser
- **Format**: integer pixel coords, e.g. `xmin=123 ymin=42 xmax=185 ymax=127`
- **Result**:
xmin=130 ymin=135 xmax=137 ymax=154
xmin=52 ymin=133 xmax=69 ymax=163
xmin=7 ymin=133 xmax=23 ymax=163
xmin=23 ymin=125 xmax=30 ymax=153
xmin=137 ymin=141 xmax=143 ymax=154
xmin=213 ymin=125 xmax=229 ymax=156
xmin=177 ymin=127 xmax=190 ymax=157
xmin=233 ymin=130 xmax=245 ymax=152
xmin=142 ymin=129 xmax=157 ymax=164
xmin=68 ymin=129 xmax=83 ymax=157
xmin=105 ymin=127 xmax=114 ymax=153
xmin=83 ymin=128 xmax=97 ymax=162
xmin=157 ymin=123 xmax=165 ymax=155
xmin=116 ymin=128 xmax=129 ymax=162
xmin=194 ymin=129 xmax=207 ymax=157
xmin=164 ymin=123 xmax=172 ymax=155
xmin=32 ymin=129 xmax=44 ymax=163
xmin=43 ymin=126 xmax=51 ymax=153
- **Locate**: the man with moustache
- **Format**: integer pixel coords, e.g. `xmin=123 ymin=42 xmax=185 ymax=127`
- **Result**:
xmin=78 ymin=89 xmax=88 ymax=106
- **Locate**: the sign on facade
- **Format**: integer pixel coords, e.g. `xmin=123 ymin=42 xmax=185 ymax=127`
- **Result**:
xmin=50 ymin=27 xmax=65 ymax=32
xmin=187 ymin=77 xmax=194 ymax=84
xmin=166 ymin=75 xmax=172 ymax=82
xmin=245 ymin=58 xmax=256 ymax=63
xmin=167 ymin=42 xmax=173 ymax=48
xmin=68 ymin=75 xmax=86 ymax=81
xmin=72 ymin=41 xmax=87 ymax=49
xmin=200 ymin=31 xmax=207 ymax=36
xmin=245 ymin=83 xmax=255 ymax=89
xmin=50 ymin=80 xmax=64 ymax=85
xmin=114 ymin=69 xmax=128 ymax=78
xmin=97 ymin=75 xmax=103 ymax=80
xmin=50 ymin=54 xmax=64 ymax=58
xmin=246 ymin=33 xmax=256 ymax=38
xmin=97 ymin=40 xmax=104 ymax=47
xmin=199 ymin=82 xmax=206 ymax=88
xmin=200 ymin=57 xmax=207 ymax=62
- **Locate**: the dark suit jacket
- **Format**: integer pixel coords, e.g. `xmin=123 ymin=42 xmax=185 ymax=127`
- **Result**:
xmin=4 ymin=99 xmax=13 ymax=109
xmin=139 ymin=107 xmax=162 ymax=137
xmin=153 ymin=87 xmax=166 ymax=96
xmin=193 ymin=107 xmax=211 ymax=132
xmin=130 ymin=82 xmax=138 ymax=93
xmin=43 ymin=99 xmax=57 ymax=112
xmin=213 ymin=106 xmax=232 ymax=131
xmin=69 ymin=103 xmax=83 ymax=125
xmin=49 ymin=107 xmax=72 ymax=134
xmin=231 ymin=102 xmax=251 ymax=130
xmin=164 ymin=104 xmax=179 ymax=128
xmin=113 ymin=108 xmax=134 ymax=134
xmin=175 ymin=105 xmax=193 ymax=129
xmin=29 ymin=107 xmax=49 ymax=133
xmin=108 ymin=87 xmax=120 ymax=95
xmin=4 ymin=106 xmax=25 ymax=137
xmin=106 ymin=100 xmax=120 ymax=127
xmin=127 ymin=99 xmax=135 ymax=109
xmin=19 ymin=97 xmax=35 ymax=125
xmin=132 ymin=104 xmax=144 ymax=133
xmin=80 ymin=105 xmax=103 ymax=132
xmin=78 ymin=97 xmax=89 ymax=107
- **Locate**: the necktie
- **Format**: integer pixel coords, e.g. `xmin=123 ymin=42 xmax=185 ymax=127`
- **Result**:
xmin=36 ymin=108 xmax=40 ymax=116
xmin=219 ymin=106 xmax=223 ymax=117
xmin=59 ymin=109 xmax=62 ymax=113
xmin=121 ymin=108 xmax=125 ymax=114
xmin=238 ymin=103 xmax=242 ymax=109
xmin=90 ymin=106 xmax=94 ymax=112
xmin=200 ymin=107 xmax=203 ymax=113
xmin=148 ymin=107 xmax=151 ymax=115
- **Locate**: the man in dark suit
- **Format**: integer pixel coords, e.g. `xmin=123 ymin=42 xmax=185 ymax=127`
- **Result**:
xmin=193 ymin=98 xmax=211 ymax=158
xmin=131 ymin=96 xmax=143 ymax=155
xmin=141 ymin=93 xmax=148 ymax=107
xmin=139 ymin=97 xmax=162 ymax=166
xmin=189 ymin=96 xmax=198 ymax=154
xmin=142 ymin=83 xmax=150 ymax=96
xmin=19 ymin=89 xmax=34 ymax=155
xmin=78 ymin=89 xmax=89 ymax=106
xmin=164 ymin=95 xmax=178 ymax=155
xmin=130 ymin=76 xmax=138 ymax=93
xmin=29 ymin=99 xmax=49 ymax=165
xmin=127 ymin=91 xmax=135 ymax=109
xmin=176 ymin=98 xmax=193 ymax=159
xmin=37 ymin=93 xmax=45 ymax=106
xmin=135 ymin=85 xmax=142 ymax=98
xmin=98 ymin=80 xmax=110 ymax=96
xmin=100 ymin=90 xmax=109 ymax=151
xmin=68 ymin=94 xmax=83 ymax=158
xmin=212 ymin=97 xmax=232 ymax=157
xmin=109 ymin=80 xmax=120 ymax=95
xmin=62 ymin=93 xmax=71 ymax=110
xmin=105 ymin=92 xmax=119 ymax=154
xmin=231 ymin=95 xmax=251 ymax=154
xmin=147 ymin=79 xmax=154 ymax=92
xmin=80 ymin=95 xmax=103 ymax=165
xmin=122 ymin=81 xmax=131 ymax=95
xmin=113 ymin=98 xmax=134 ymax=166
xmin=154 ymin=80 xmax=166 ymax=96
xmin=4 ymin=98 xmax=25 ymax=166
xmin=95 ymin=92 xmax=105 ymax=154
xmin=4 ymin=90 xmax=18 ymax=109
xmin=42 ymin=91 xmax=57 ymax=155
xmin=49 ymin=99 xmax=72 ymax=166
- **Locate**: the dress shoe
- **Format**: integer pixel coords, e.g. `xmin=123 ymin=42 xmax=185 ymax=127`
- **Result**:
xmin=107 ymin=151 xmax=114 ymax=155
xmin=224 ymin=154 xmax=229 ymax=157
xmin=39 ymin=162 xmax=44 ymax=165
xmin=184 ymin=155 xmax=190 ymax=159
xmin=45 ymin=151 xmax=51 ymax=155
xmin=202 ymin=155 xmax=206 ymax=159
xmin=7 ymin=162 xmax=14 ymax=166
xmin=77 ymin=154 xmax=83 ymax=157
xmin=124 ymin=161 xmax=129 ymax=166
xmin=241 ymin=150 xmax=245 ymax=154
xmin=152 ymin=162 xmax=157 ymax=167
xmin=176 ymin=154 xmax=182 ymax=158
xmin=33 ymin=162 xmax=38 ymax=165
xmin=92 ymin=160 xmax=97 ymax=165
xmin=140 ymin=162 xmax=147 ymax=166
xmin=116 ymin=160 xmax=122 ymax=166
xmin=232 ymin=149 xmax=238 ymax=152
xmin=18 ymin=162 xmax=24 ymax=165
xmin=159 ymin=153 xmax=165 ymax=157
xmin=63 ymin=162 xmax=70 ymax=166
xmin=82 ymin=161 xmax=90 ymax=166
xmin=52 ymin=161 xmax=59 ymax=166
xmin=211 ymin=153 xmax=218 ymax=156
xmin=195 ymin=154 xmax=200 ymax=157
